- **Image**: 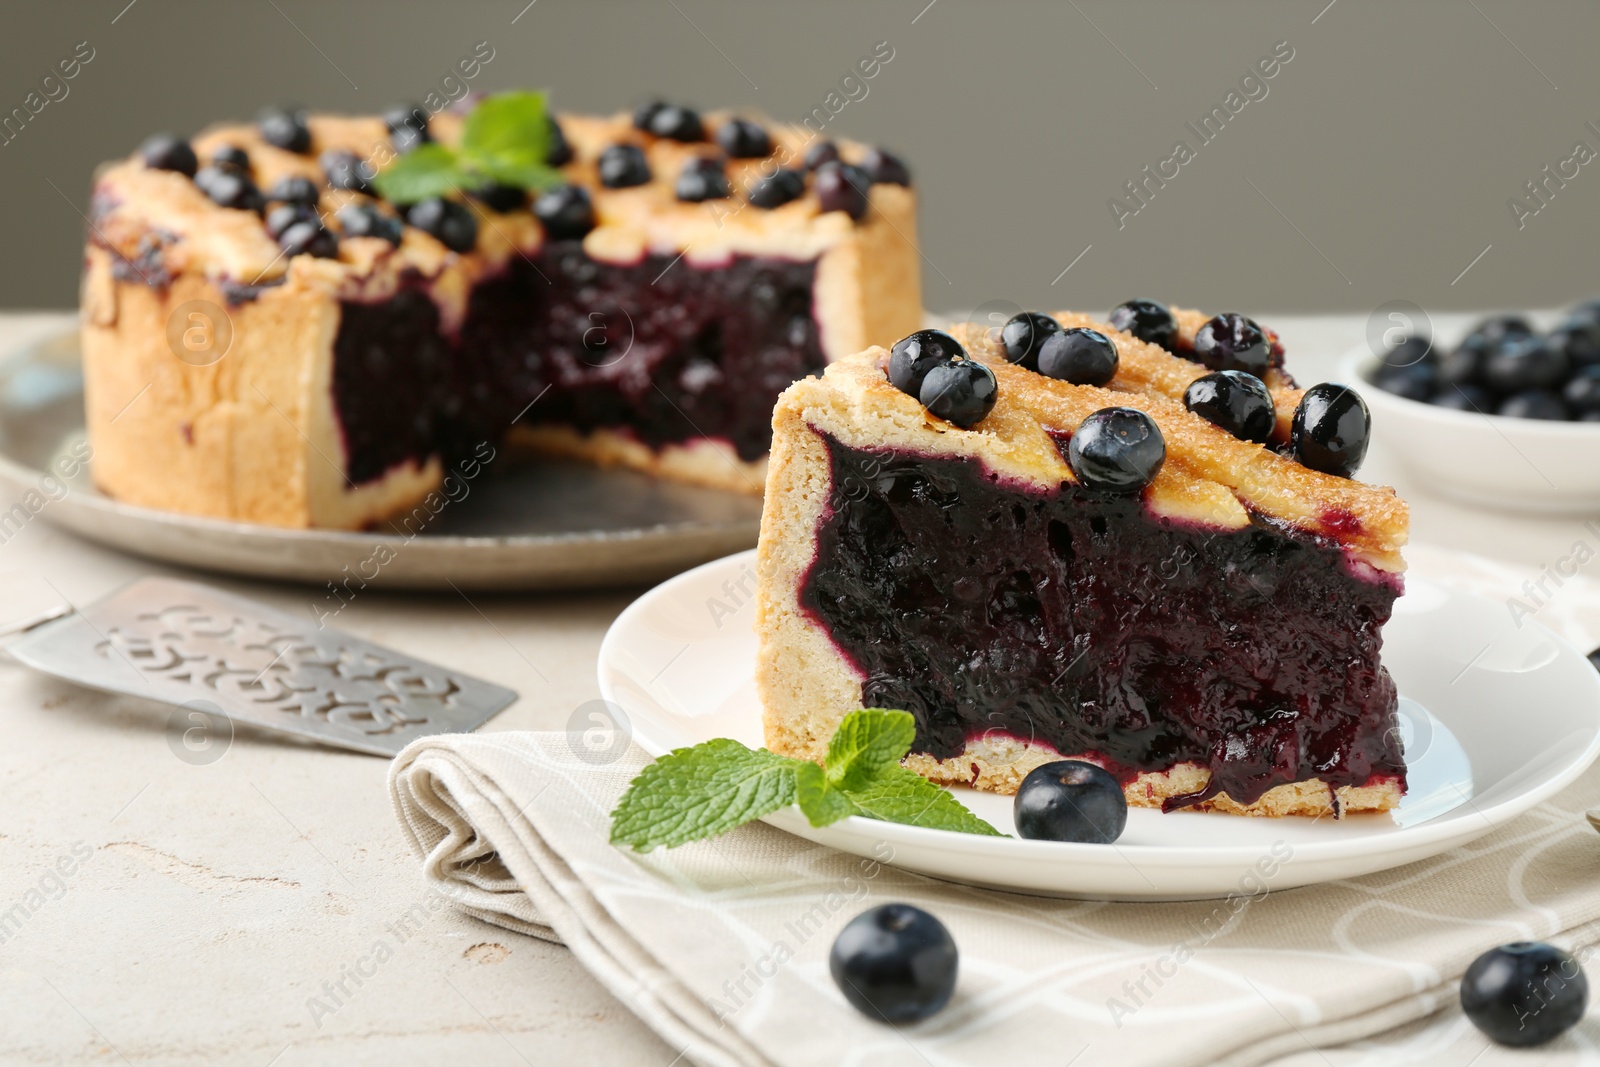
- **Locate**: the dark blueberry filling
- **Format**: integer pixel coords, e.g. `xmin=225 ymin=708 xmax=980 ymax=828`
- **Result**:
xmin=328 ymin=248 xmax=824 ymax=484
xmin=798 ymin=435 xmax=1405 ymax=811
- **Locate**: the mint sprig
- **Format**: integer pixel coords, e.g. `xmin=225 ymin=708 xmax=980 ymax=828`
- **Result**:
xmin=608 ymin=709 xmax=1005 ymax=851
xmin=372 ymin=90 xmax=563 ymax=204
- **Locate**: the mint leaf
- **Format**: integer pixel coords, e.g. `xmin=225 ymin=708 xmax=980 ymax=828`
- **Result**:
xmin=609 ymin=738 xmax=799 ymax=851
xmin=460 ymin=90 xmax=550 ymax=175
xmin=467 ymin=150 xmax=564 ymax=192
xmin=795 ymin=761 xmax=862 ymax=827
xmin=372 ymin=143 xmax=468 ymax=204
xmin=844 ymin=763 xmax=1006 ymax=837
xmin=825 ymin=708 xmax=917 ymax=791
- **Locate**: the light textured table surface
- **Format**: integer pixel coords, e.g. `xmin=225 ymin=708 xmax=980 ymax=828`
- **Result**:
xmin=0 ymin=310 xmax=1588 ymax=1066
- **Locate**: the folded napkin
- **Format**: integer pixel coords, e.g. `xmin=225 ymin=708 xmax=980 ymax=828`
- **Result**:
xmin=389 ymin=546 xmax=1600 ymax=1067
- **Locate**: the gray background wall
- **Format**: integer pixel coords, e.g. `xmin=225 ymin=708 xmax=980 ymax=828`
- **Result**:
xmin=2 ymin=0 xmax=1596 ymax=319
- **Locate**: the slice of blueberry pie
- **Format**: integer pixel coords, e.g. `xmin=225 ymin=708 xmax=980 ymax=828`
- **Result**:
xmin=81 ymin=95 xmax=921 ymax=528
xmin=756 ymin=306 xmax=1409 ymax=817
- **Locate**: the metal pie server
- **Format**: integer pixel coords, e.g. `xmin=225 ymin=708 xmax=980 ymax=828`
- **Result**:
xmin=3 ymin=577 xmax=517 ymax=756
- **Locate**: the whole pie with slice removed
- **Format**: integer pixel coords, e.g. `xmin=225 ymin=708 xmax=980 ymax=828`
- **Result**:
xmin=755 ymin=307 xmax=1409 ymax=817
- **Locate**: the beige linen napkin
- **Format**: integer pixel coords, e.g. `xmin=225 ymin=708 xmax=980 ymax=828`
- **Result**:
xmin=389 ymin=546 xmax=1600 ymax=1067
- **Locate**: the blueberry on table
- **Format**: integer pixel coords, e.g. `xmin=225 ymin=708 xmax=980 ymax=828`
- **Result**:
xmin=1373 ymin=361 xmax=1439 ymax=402
xmin=1484 ymin=335 xmax=1569 ymax=393
xmin=999 ymin=311 xmax=1062 ymax=371
xmin=715 ymin=117 xmax=772 ymax=159
xmin=919 ymin=356 xmax=998 ymax=429
xmin=1068 ymin=407 xmax=1166 ymax=492
xmin=1497 ymin=389 xmax=1568 ymax=421
xmin=1038 ymin=327 xmax=1119 ymax=387
xmin=1184 ymin=370 xmax=1276 ymax=443
xmin=1461 ymin=941 xmax=1587 ymax=1047
xmin=1108 ymin=299 xmax=1177 ymax=351
xmin=1194 ymin=313 xmax=1273 ymax=376
xmin=1431 ymin=383 xmax=1493 ymax=412
xmin=888 ymin=329 xmax=964 ymax=397
xmin=1292 ymin=384 xmax=1370 ymax=478
xmin=830 ymin=904 xmax=958 ymax=1023
xmin=406 ymin=197 xmax=478 ymax=253
xmin=1014 ymin=760 xmax=1128 ymax=844
xmin=137 ymin=133 xmax=197 ymax=176
xmin=532 ymin=184 xmax=597 ymax=240
xmin=814 ymin=161 xmax=871 ymax=220
xmin=598 ymin=143 xmax=652 ymax=189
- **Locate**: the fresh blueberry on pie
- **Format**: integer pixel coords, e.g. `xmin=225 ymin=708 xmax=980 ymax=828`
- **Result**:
xmin=80 ymin=97 xmax=923 ymax=528
xmin=757 ymin=310 xmax=1407 ymax=818
xmin=999 ymin=311 xmax=1062 ymax=371
xmin=1108 ymin=298 xmax=1177 ymax=351
xmin=257 ymin=106 xmax=311 ymax=154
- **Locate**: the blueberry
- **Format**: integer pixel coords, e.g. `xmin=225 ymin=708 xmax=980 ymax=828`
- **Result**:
xmin=1564 ymin=365 xmax=1600 ymax=415
xmin=716 ymin=118 xmax=771 ymax=159
xmin=1374 ymin=361 xmax=1439 ymax=402
xmin=382 ymin=104 xmax=430 ymax=137
xmin=1437 ymin=336 xmax=1489 ymax=387
xmin=390 ymin=124 xmax=430 ymax=155
xmin=829 ymin=904 xmax=957 ymax=1023
xmin=1377 ymin=334 xmax=1433 ymax=371
xmin=265 ymin=202 xmax=315 ymax=239
xmin=545 ymin=117 xmax=573 ymax=166
xmin=406 ymin=197 xmax=478 ymax=252
xmin=1484 ymin=334 xmax=1569 ymax=393
xmin=1194 ymin=313 xmax=1272 ymax=376
xmin=1014 ymin=760 xmax=1127 ymax=843
xmin=675 ymin=161 xmax=730 ymax=202
xmin=194 ymin=166 xmax=264 ymax=212
xmin=860 ymin=147 xmax=911 ymax=186
xmin=747 ymin=167 xmax=805 ymax=209
xmin=532 ymin=184 xmax=597 ymax=240
xmin=1461 ymin=942 xmax=1587 ymax=1047
xmin=647 ymin=104 xmax=704 ymax=142
xmin=632 ymin=100 xmax=666 ymax=131
xmin=321 ymin=150 xmax=375 ymax=195
xmin=1473 ymin=315 xmax=1534 ymax=344
xmin=469 ymin=183 xmax=527 ymax=212
xmin=1068 ymin=408 xmax=1166 ymax=492
xmin=888 ymin=329 xmax=964 ymax=397
xmin=1431 ymin=383 xmax=1493 ymax=412
xmin=277 ymin=219 xmax=338 ymax=259
xmin=257 ymin=106 xmax=311 ymax=153
xmin=1108 ymin=299 xmax=1177 ymax=351
xmin=335 ymin=202 xmax=403 ymax=245
xmin=998 ymin=312 xmax=1062 ymax=370
xmin=137 ymin=133 xmax=197 ymax=176
xmin=211 ymin=145 xmax=251 ymax=172
xmin=266 ymin=175 xmax=319 ymax=206
xmin=598 ymin=143 xmax=651 ymax=188
xmin=1548 ymin=318 xmax=1600 ymax=370
xmin=1291 ymin=383 xmax=1370 ymax=477
xmin=1498 ymin=389 xmax=1568 ymax=420
xmin=919 ymin=356 xmax=998 ymax=429
xmin=1038 ymin=328 xmax=1119 ymax=386
xmin=1184 ymin=370 xmax=1276 ymax=443
xmin=803 ymin=141 xmax=841 ymax=171
xmin=814 ymin=161 xmax=870 ymax=220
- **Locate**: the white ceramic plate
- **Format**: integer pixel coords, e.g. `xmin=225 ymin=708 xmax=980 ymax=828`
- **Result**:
xmin=598 ymin=550 xmax=1600 ymax=900
xmin=1341 ymin=346 xmax=1600 ymax=515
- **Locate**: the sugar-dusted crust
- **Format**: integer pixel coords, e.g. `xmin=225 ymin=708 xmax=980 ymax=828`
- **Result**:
xmin=755 ymin=335 xmax=1410 ymax=818
xmin=903 ymin=737 xmax=1401 ymax=816
xmin=83 ymin=109 xmax=921 ymax=528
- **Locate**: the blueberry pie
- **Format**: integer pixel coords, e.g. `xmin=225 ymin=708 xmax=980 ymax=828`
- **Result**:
xmin=756 ymin=310 xmax=1409 ymax=817
xmin=83 ymin=100 xmax=921 ymax=527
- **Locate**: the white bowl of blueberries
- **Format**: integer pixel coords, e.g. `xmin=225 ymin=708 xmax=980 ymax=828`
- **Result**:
xmin=1343 ymin=300 xmax=1600 ymax=515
